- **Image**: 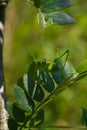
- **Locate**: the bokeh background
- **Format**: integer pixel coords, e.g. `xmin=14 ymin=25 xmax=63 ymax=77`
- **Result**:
xmin=4 ymin=0 xmax=87 ymax=128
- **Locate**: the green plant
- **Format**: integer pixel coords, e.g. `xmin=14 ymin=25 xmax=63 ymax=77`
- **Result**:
xmin=6 ymin=50 xmax=87 ymax=129
xmin=29 ymin=0 xmax=76 ymax=29
xmin=1 ymin=0 xmax=87 ymax=130
xmin=6 ymin=50 xmax=77 ymax=129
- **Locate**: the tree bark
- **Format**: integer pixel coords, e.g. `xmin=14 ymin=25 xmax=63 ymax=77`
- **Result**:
xmin=0 ymin=1 xmax=9 ymax=130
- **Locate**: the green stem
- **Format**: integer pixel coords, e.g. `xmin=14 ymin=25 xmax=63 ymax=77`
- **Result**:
xmin=19 ymin=83 xmax=66 ymax=130
xmin=30 ymin=125 xmax=87 ymax=129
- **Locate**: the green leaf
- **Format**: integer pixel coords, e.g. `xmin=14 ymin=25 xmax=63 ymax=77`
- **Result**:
xmin=8 ymin=118 xmax=18 ymax=130
xmin=23 ymin=75 xmax=44 ymax=102
xmin=7 ymin=102 xmax=25 ymax=122
xmin=29 ymin=109 xmax=44 ymax=127
xmin=76 ymin=60 xmax=87 ymax=73
xmin=17 ymin=77 xmax=25 ymax=89
xmin=14 ymin=85 xmax=34 ymax=112
xmin=51 ymin=58 xmax=66 ymax=84
xmin=53 ymin=58 xmax=63 ymax=70
xmin=29 ymin=81 xmax=44 ymax=102
xmin=64 ymin=61 xmax=78 ymax=80
xmin=40 ymin=70 xmax=54 ymax=92
xmin=52 ymin=71 xmax=66 ymax=84
xmin=45 ymin=12 xmax=76 ymax=25
xmin=82 ymin=108 xmax=87 ymax=126
xmin=41 ymin=0 xmax=73 ymax=13
xmin=51 ymin=59 xmax=78 ymax=83
xmin=37 ymin=11 xmax=75 ymax=29
xmin=23 ymin=74 xmax=35 ymax=93
xmin=28 ymin=62 xmax=37 ymax=78
xmin=33 ymin=0 xmax=42 ymax=8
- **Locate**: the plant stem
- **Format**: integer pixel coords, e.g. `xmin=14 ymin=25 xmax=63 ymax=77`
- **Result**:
xmin=0 ymin=1 xmax=8 ymax=130
xmin=19 ymin=84 xmax=65 ymax=130
xmin=30 ymin=125 xmax=87 ymax=129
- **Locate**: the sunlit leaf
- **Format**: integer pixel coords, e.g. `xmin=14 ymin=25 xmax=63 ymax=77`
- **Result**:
xmin=37 ymin=11 xmax=46 ymax=29
xmin=14 ymin=85 xmax=33 ymax=112
xmin=64 ymin=61 xmax=78 ymax=80
xmin=23 ymin=74 xmax=35 ymax=93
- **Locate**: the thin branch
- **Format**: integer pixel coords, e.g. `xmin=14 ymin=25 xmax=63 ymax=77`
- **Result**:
xmin=30 ymin=125 xmax=87 ymax=129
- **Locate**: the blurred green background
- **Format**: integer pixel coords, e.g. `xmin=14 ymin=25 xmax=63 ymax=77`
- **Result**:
xmin=4 ymin=0 xmax=87 ymax=128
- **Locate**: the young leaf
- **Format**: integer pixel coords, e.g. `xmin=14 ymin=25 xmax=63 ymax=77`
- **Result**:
xmin=14 ymin=85 xmax=34 ymax=112
xmin=37 ymin=11 xmax=47 ymax=29
xmin=7 ymin=102 xmax=25 ymax=122
xmin=41 ymin=0 xmax=73 ymax=13
xmin=29 ymin=109 xmax=44 ymax=127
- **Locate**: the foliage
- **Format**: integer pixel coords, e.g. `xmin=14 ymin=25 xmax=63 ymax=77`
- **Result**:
xmin=7 ymin=50 xmax=87 ymax=129
xmin=28 ymin=0 xmax=75 ymax=29
xmin=6 ymin=0 xmax=87 ymax=129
